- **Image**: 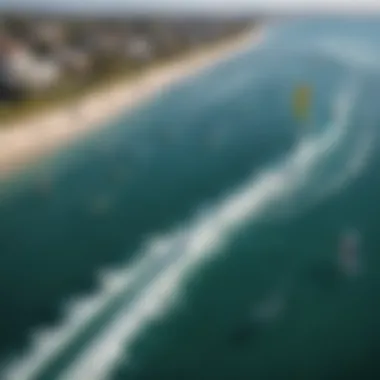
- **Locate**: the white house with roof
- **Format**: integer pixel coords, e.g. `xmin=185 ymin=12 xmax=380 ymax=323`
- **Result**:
xmin=0 ymin=43 xmax=61 ymax=92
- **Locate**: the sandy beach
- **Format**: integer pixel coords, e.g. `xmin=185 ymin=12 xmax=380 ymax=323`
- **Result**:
xmin=0 ymin=26 xmax=265 ymax=180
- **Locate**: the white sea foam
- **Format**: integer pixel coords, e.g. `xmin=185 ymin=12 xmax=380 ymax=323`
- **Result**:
xmin=53 ymin=82 xmax=357 ymax=380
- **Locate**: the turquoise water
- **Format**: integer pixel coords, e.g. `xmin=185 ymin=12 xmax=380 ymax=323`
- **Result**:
xmin=1 ymin=17 xmax=380 ymax=380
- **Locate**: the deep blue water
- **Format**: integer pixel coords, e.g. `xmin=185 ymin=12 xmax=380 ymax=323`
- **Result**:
xmin=1 ymin=17 xmax=380 ymax=380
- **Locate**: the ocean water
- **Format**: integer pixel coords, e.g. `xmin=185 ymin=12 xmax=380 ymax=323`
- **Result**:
xmin=1 ymin=17 xmax=380 ymax=380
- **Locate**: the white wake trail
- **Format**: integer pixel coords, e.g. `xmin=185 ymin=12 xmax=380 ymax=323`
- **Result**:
xmin=53 ymin=82 xmax=356 ymax=380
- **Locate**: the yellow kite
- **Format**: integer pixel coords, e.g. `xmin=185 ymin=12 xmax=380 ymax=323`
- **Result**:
xmin=292 ymin=85 xmax=312 ymax=122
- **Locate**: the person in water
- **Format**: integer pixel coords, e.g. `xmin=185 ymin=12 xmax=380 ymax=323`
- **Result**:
xmin=338 ymin=228 xmax=361 ymax=277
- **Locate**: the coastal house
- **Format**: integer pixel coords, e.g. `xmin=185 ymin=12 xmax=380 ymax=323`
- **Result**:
xmin=0 ymin=39 xmax=61 ymax=96
xmin=0 ymin=34 xmax=22 ymax=100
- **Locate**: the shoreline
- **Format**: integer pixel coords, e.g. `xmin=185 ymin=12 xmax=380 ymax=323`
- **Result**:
xmin=0 ymin=26 xmax=265 ymax=180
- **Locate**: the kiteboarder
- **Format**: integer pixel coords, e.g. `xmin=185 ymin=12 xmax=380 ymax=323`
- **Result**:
xmin=291 ymin=83 xmax=313 ymax=146
xmin=292 ymin=84 xmax=312 ymax=123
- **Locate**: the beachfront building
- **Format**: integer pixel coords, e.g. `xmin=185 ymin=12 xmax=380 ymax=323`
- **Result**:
xmin=0 ymin=41 xmax=61 ymax=96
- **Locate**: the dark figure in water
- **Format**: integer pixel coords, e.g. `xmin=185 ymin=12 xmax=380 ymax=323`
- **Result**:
xmin=308 ymin=228 xmax=362 ymax=289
